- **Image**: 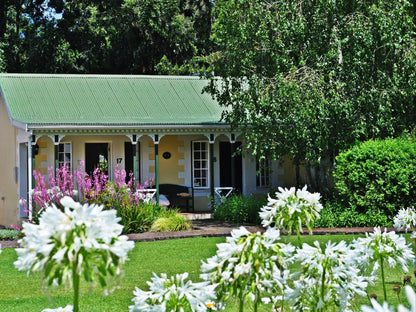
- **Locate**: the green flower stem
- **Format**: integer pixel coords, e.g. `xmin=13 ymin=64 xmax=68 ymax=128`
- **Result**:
xmin=296 ymin=229 xmax=302 ymax=248
xmin=319 ymin=264 xmax=327 ymax=312
xmin=73 ymin=254 xmax=80 ymax=312
xmin=239 ymin=288 xmax=244 ymax=312
xmin=253 ymin=288 xmax=259 ymax=312
xmin=380 ymin=257 xmax=387 ymax=301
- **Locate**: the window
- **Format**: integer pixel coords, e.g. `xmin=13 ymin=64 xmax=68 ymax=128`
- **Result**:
xmin=58 ymin=142 xmax=72 ymax=170
xmin=256 ymin=156 xmax=270 ymax=187
xmin=192 ymin=141 xmax=209 ymax=188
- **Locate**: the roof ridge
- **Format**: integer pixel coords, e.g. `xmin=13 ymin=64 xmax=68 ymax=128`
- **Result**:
xmin=0 ymin=73 xmax=204 ymax=80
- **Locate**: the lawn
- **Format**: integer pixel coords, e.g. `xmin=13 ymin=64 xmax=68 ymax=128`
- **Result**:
xmin=0 ymin=234 xmax=414 ymax=311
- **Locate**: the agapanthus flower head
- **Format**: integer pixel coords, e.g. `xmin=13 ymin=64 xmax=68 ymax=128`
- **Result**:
xmin=42 ymin=305 xmax=73 ymax=312
xmin=351 ymin=227 xmax=415 ymax=274
xmin=361 ymin=285 xmax=416 ymax=312
xmin=14 ymin=196 xmax=134 ymax=292
xmin=259 ymin=185 xmax=322 ymax=235
xmin=394 ymin=207 xmax=416 ymax=233
xmin=285 ymin=240 xmax=370 ymax=311
xmin=201 ymin=226 xmax=290 ymax=310
xmin=129 ymin=272 xmax=217 ymax=312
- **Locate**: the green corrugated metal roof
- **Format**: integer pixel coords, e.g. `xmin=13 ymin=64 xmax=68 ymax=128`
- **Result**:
xmin=0 ymin=74 xmax=224 ymax=127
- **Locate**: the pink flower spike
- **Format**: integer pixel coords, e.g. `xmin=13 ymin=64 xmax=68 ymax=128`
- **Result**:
xmin=10 ymin=224 xmax=21 ymax=231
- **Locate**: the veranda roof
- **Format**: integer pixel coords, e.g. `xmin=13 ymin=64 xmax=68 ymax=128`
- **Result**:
xmin=0 ymin=74 xmax=225 ymax=130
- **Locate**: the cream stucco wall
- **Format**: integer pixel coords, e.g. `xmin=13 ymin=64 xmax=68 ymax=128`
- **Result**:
xmin=0 ymin=99 xmax=19 ymax=227
xmin=28 ymin=132 xmax=296 ymax=214
xmin=148 ymin=135 xmax=186 ymax=185
xmin=59 ymin=134 xmax=131 ymax=180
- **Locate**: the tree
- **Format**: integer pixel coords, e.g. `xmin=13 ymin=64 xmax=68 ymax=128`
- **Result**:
xmin=205 ymin=0 xmax=416 ymax=191
xmin=0 ymin=0 xmax=213 ymax=74
xmin=124 ymin=0 xmax=213 ymax=74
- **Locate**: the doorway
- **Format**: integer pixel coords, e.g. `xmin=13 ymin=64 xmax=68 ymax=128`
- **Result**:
xmin=85 ymin=143 xmax=109 ymax=176
xmin=124 ymin=142 xmax=140 ymax=183
xmin=219 ymin=142 xmax=242 ymax=193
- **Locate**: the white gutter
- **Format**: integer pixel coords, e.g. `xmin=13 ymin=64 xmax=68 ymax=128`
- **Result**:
xmin=27 ymin=132 xmax=33 ymax=221
xmin=26 ymin=123 xmax=232 ymax=130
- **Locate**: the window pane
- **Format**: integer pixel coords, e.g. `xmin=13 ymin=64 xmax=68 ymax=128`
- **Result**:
xmin=193 ymin=141 xmax=209 ymax=188
xmin=58 ymin=143 xmax=71 ymax=170
xmin=256 ymin=156 xmax=270 ymax=187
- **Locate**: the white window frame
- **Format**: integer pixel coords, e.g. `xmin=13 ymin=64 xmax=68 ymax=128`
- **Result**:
xmin=256 ymin=156 xmax=270 ymax=188
xmin=192 ymin=141 xmax=210 ymax=189
xmin=58 ymin=142 xmax=72 ymax=171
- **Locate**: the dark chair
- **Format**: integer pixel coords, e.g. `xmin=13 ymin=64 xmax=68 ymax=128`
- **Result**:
xmin=154 ymin=184 xmax=194 ymax=212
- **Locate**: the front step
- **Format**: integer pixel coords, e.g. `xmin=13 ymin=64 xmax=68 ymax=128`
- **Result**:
xmin=181 ymin=213 xmax=212 ymax=220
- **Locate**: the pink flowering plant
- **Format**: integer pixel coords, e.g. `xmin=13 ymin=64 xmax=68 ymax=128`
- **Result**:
xmin=23 ymin=162 xmax=158 ymax=233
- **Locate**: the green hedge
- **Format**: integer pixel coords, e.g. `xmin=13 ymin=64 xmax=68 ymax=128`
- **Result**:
xmin=333 ymin=137 xmax=416 ymax=219
xmin=212 ymin=194 xmax=267 ymax=225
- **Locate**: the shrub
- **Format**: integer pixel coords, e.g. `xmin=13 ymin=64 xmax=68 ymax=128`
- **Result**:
xmin=117 ymin=202 xmax=165 ymax=234
xmin=333 ymin=137 xmax=416 ymax=219
xmin=0 ymin=229 xmax=21 ymax=240
xmin=315 ymin=200 xmax=391 ymax=228
xmin=212 ymin=193 xmax=267 ymax=225
xmin=150 ymin=213 xmax=192 ymax=232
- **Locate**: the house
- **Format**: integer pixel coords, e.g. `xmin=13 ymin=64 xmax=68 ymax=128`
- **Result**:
xmin=0 ymin=74 xmax=297 ymax=227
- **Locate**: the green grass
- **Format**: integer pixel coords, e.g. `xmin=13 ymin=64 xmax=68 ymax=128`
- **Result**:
xmin=0 ymin=234 xmax=414 ymax=311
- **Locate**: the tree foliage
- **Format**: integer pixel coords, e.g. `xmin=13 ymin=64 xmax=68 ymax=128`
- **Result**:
xmin=0 ymin=0 xmax=213 ymax=74
xmin=205 ymin=0 xmax=416 ymax=189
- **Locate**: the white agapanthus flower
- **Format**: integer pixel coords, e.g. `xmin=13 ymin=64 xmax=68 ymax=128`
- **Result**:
xmin=394 ymin=207 xmax=416 ymax=233
xmin=14 ymin=196 xmax=134 ymax=291
xmin=350 ymin=227 xmax=415 ymax=275
xmin=285 ymin=240 xmax=370 ymax=311
xmin=129 ymin=272 xmax=217 ymax=312
xmin=361 ymin=300 xmax=395 ymax=312
xmin=361 ymin=285 xmax=416 ymax=312
xmin=200 ymin=226 xmax=291 ymax=311
xmin=259 ymin=185 xmax=323 ymax=235
xmin=42 ymin=305 xmax=73 ymax=312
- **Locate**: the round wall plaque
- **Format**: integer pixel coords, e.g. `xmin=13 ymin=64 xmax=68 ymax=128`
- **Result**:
xmin=162 ymin=151 xmax=171 ymax=159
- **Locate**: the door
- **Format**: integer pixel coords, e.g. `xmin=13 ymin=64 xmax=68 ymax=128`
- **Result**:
xmin=124 ymin=142 xmax=140 ymax=183
xmin=85 ymin=143 xmax=109 ymax=176
xmin=219 ymin=141 xmax=242 ymax=193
